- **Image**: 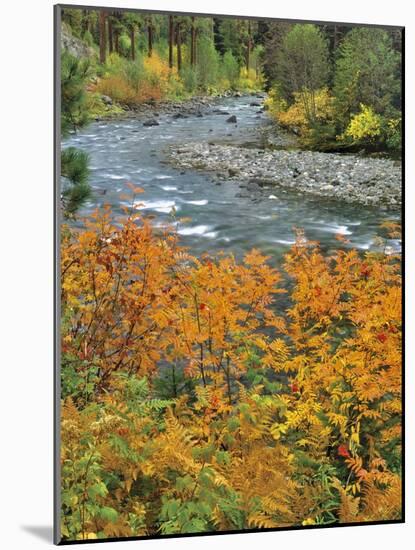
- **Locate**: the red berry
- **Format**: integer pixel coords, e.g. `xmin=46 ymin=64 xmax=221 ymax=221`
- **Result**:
xmin=377 ymin=332 xmax=388 ymax=343
xmin=360 ymin=263 xmax=371 ymax=278
xmin=337 ymin=444 xmax=350 ymax=458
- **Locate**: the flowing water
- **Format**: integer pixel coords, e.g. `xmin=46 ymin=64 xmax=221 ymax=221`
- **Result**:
xmin=64 ymin=95 xmax=401 ymax=261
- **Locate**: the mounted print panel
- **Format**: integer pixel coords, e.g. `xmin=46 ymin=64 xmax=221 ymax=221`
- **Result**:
xmin=54 ymin=3 xmax=404 ymax=544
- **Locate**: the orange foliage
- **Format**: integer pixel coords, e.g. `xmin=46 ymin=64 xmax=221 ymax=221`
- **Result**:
xmin=60 ymin=198 xmax=402 ymax=541
xmin=94 ymin=53 xmax=180 ymax=105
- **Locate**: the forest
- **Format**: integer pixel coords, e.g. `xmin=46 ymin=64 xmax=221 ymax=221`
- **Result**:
xmin=59 ymin=7 xmax=402 ymax=542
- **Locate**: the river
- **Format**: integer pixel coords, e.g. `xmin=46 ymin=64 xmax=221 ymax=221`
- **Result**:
xmin=64 ymin=95 xmax=401 ymax=261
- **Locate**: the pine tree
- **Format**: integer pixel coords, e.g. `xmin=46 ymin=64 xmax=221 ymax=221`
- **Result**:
xmin=60 ymin=51 xmax=91 ymax=217
xmin=61 ymin=148 xmax=91 ymax=215
xmin=99 ymin=10 xmax=107 ymax=64
xmin=333 ymin=28 xmax=400 ymax=128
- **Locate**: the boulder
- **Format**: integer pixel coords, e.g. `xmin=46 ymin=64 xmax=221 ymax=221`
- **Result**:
xmin=101 ymin=95 xmax=113 ymax=106
xmin=143 ymin=119 xmax=160 ymax=127
xmin=61 ymin=24 xmax=96 ymax=59
xmin=226 ymin=115 xmax=237 ymax=123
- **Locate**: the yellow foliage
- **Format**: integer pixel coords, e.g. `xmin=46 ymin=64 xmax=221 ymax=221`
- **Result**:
xmin=275 ymin=88 xmax=334 ymax=135
xmin=344 ymin=104 xmax=382 ymax=142
xmin=236 ymin=67 xmax=264 ymax=92
xmin=95 ymin=53 xmax=182 ymax=105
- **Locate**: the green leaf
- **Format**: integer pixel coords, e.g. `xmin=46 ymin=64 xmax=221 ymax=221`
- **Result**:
xmin=87 ymin=481 xmax=108 ymax=499
xmin=99 ymin=506 xmax=118 ymax=523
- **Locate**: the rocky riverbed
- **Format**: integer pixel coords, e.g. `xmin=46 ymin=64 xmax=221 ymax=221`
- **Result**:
xmin=168 ymin=142 xmax=402 ymax=209
xmin=66 ymin=93 xmax=401 ymax=260
xmin=96 ymin=91 xmax=264 ymax=122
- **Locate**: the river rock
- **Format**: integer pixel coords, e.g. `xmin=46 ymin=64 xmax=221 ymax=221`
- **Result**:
xmin=168 ymin=142 xmax=402 ymax=209
xmin=227 ymin=115 xmax=237 ymax=123
xmin=101 ymin=95 xmax=113 ymax=106
xmin=143 ymin=119 xmax=160 ymax=127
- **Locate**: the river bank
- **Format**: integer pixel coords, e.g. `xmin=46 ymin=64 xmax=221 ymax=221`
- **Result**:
xmin=94 ymin=90 xmax=266 ymax=122
xmin=94 ymin=92 xmax=402 ymax=210
xmin=168 ymin=142 xmax=402 ymax=209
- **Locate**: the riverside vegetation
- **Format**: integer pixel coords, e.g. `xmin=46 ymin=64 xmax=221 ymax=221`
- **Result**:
xmin=59 ymin=8 xmax=402 ymax=542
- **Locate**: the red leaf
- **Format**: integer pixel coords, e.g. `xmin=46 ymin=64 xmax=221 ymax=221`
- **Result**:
xmin=337 ymin=444 xmax=350 ymax=458
xmin=291 ymin=382 xmax=299 ymax=393
xmin=360 ymin=263 xmax=371 ymax=278
xmin=377 ymin=332 xmax=388 ymax=343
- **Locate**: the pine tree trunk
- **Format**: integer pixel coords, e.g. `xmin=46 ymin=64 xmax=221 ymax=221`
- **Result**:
xmin=194 ymin=29 xmax=198 ymax=65
xmin=333 ymin=25 xmax=339 ymax=51
xmin=246 ymin=21 xmax=251 ymax=72
xmin=99 ymin=11 xmax=107 ymax=64
xmin=176 ymin=23 xmax=182 ymax=72
xmin=168 ymin=16 xmax=174 ymax=68
xmin=148 ymin=25 xmax=153 ymax=57
xmin=190 ymin=17 xmax=196 ymax=66
xmin=130 ymin=28 xmax=135 ymax=60
xmin=114 ymin=30 xmax=119 ymax=54
xmin=82 ymin=10 xmax=88 ymax=34
xmin=108 ymin=18 xmax=113 ymax=53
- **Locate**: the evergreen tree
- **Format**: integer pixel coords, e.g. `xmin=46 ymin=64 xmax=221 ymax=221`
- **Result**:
xmin=60 ymin=51 xmax=91 ymax=217
xmin=222 ymin=50 xmax=239 ymax=87
xmin=260 ymin=21 xmax=291 ymax=89
xmin=61 ymin=148 xmax=91 ymax=215
xmin=274 ymin=24 xmax=329 ymax=123
xmin=122 ymin=13 xmax=142 ymax=61
xmin=333 ymin=28 xmax=400 ymax=127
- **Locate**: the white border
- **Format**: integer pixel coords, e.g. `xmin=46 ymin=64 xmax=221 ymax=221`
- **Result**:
xmin=1 ymin=1 xmax=412 ymax=548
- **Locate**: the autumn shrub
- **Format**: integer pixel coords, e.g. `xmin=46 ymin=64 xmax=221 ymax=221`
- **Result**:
xmin=263 ymin=87 xmax=288 ymax=117
xmin=236 ymin=67 xmax=263 ymax=93
xmin=143 ymin=53 xmax=172 ymax=99
xmin=385 ymin=117 xmax=402 ymax=151
xmin=60 ymin=199 xmax=402 ymax=540
xmin=95 ymin=74 xmax=137 ymax=105
xmin=344 ymin=104 xmax=382 ymax=143
xmin=94 ymin=52 xmax=183 ymax=105
xmin=342 ymin=105 xmax=402 ymax=152
xmin=276 ymin=87 xmax=335 ymax=135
